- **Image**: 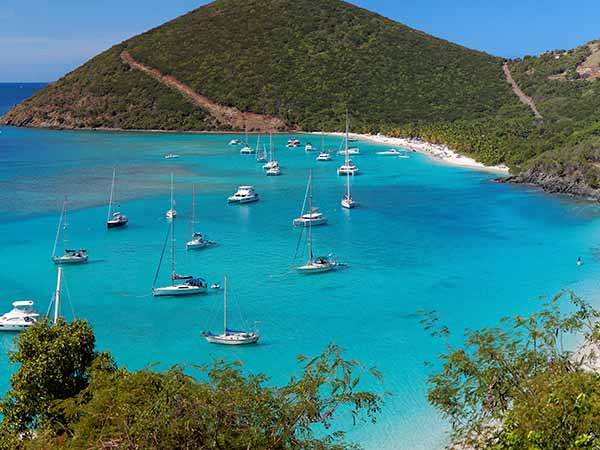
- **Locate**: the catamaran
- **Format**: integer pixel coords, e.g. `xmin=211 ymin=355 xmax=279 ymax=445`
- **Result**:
xmin=228 ymin=186 xmax=259 ymax=204
xmin=263 ymin=133 xmax=279 ymax=170
xmin=337 ymin=112 xmax=360 ymax=176
xmin=239 ymin=127 xmax=254 ymax=154
xmin=316 ymin=131 xmax=332 ymax=161
xmin=293 ymin=171 xmax=327 ymax=226
xmin=166 ymin=172 xmax=177 ymax=219
xmin=51 ymin=196 xmax=88 ymax=265
xmin=153 ymin=216 xmax=207 ymax=296
xmin=186 ymin=185 xmax=215 ymax=250
xmin=202 ymin=276 xmax=260 ymax=345
xmin=106 ymin=168 xmax=128 ymax=228
xmin=0 ymin=300 xmax=39 ymax=332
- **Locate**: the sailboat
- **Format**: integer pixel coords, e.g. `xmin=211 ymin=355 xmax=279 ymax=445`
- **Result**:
xmin=240 ymin=126 xmax=254 ymax=154
xmin=51 ymin=196 xmax=88 ymax=265
xmin=186 ymin=184 xmax=216 ymax=250
xmin=106 ymin=168 xmax=128 ymax=228
xmin=166 ymin=172 xmax=177 ymax=219
xmin=153 ymin=216 xmax=208 ymax=296
xmin=295 ymin=173 xmax=339 ymax=274
xmin=317 ymin=130 xmax=332 ymax=161
xmin=337 ymin=112 xmax=360 ymax=176
xmin=255 ymin=135 xmax=266 ymax=162
xmin=202 ymin=276 xmax=260 ymax=345
xmin=293 ymin=171 xmax=328 ymax=226
xmin=263 ymin=133 xmax=279 ymax=170
xmin=341 ymin=168 xmax=356 ymax=209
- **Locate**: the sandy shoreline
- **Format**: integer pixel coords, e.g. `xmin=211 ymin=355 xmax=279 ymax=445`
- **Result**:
xmin=318 ymin=131 xmax=510 ymax=174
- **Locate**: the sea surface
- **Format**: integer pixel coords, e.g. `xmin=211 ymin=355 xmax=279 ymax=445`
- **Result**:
xmin=2 ymin=83 xmax=600 ymax=449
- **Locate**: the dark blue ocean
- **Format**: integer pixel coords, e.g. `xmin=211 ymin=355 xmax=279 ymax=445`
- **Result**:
xmin=1 ymin=83 xmax=600 ymax=449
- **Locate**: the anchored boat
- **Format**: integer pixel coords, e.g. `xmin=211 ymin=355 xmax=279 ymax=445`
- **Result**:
xmin=202 ymin=276 xmax=260 ymax=345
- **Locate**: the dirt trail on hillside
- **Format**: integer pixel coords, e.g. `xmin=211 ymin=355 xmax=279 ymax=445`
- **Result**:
xmin=502 ymin=63 xmax=542 ymax=119
xmin=121 ymin=51 xmax=287 ymax=132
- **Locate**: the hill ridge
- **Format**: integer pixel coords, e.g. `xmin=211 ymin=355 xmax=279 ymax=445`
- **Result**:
xmin=120 ymin=51 xmax=286 ymax=132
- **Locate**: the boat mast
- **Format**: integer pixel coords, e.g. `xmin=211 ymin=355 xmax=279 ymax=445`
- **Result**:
xmin=170 ymin=172 xmax=175 ymax=212
xmin=54 ymin=267 xmax=62 ymax=324
xmin=255 ymin=135 xmax=261 ymax=160
xmin=52 ymin=198 xmax=66 ymax=258
xmin=170 ymin=211 xmax=175 ymax=284
xmin=189 ymin=184 xmax=196 ymax=237
xmin=321 ymin=129 xmax=325 ymax=153
xmin=270 ymin=132 xmax=274 ymax=162
xmin=345 ymin=111 xmax=351 ymax=199
xmin=63 ymin=196 xmax=69 ymax=250
xmin=308 ymin=171 xmax=313 ymax=263
xmin=107 ymin=167 xmax=116 ymax=222
xmin=223 ymin=275 xmax=228 ymax=336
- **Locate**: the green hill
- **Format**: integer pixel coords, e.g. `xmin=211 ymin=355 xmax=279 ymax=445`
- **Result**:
xmin=0 ymin=0 xmax=517 ymax=132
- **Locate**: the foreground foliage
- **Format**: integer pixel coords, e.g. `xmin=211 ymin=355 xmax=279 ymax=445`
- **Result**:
xmin=423 ymin=292 xmax=600 ymax=450
xmin=0 ymin=319 xmax=383 ymax=450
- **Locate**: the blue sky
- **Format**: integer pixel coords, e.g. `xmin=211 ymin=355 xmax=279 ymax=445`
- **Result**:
xmin=0 ymin=0 xmax=598 ymax=82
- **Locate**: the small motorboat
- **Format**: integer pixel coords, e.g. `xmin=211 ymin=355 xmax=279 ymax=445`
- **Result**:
xmin=164 ymin=153 xmax=180 ymax=159
xmin=228 ymin=186 xmax=259 ymax=204
xmin=376 ymin=148 xmax=402 ymax=155
xmin=316 ymin=152 xmax=332 ymax=161
xmin=239 ymin=145 xmax=255 ymax=154
xmin=286 ymin=138 xmax=301 ymax=148
xmin=186 ymin=232 xmax=215 ymax=250
xmin=337 ymin=147 xmax=361 ymax=155
xmin=305 ymin=143 xmax=316 ymax=152
xmin=229 ymin=139 xmax=242 ymax=146
xmin=0 ymin=300 xmax=39 ymax=332
xmin=211 ymin=284 xmax=221 ymax=290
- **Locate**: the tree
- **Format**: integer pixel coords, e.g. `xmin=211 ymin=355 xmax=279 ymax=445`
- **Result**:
xmin=422 ymin=292 xmax=600 ymax=450
xmin=0 ymin=318 xmax=108 ymax=448
xmin=1 ymin=320 xmax=384 ymax=450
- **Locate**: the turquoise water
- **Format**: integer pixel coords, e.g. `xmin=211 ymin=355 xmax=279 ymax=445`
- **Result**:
xmin=2 ymin=86 xmax=600 ymax=449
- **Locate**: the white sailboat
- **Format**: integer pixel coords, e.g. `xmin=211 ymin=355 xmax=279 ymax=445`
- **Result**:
xmin=202 ymin=276 xmax=260 ymax=345
xmin=186 ymin=184 xmax=216 ymax=250
xmin=263 ymin=133 xmax=279 ymax=170
xmin=106 ymin=168 xmax=128 ymax=229
xmin=153 ymin=215 xmax=207 ymax=296
xmin=317 ymin=131 xmax=332 ymax=161
xmin=293 ymin=171 xmax=328 ymax=226
xmin=51 ymin=196 xmax=88 ymax=265
xmin=240 ymin=126 xmax=254 ymax=154
xmin=337 ymin=112 xmax=360 ymax=176
xmin=295 ymin=174 xmax=339 ymax=274
xmin=166 ymin=172 xmax=177 ymax=219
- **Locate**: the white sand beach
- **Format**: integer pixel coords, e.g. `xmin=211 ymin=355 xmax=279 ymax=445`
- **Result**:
xmin=320 ymin=132 xmax=510 ymax=174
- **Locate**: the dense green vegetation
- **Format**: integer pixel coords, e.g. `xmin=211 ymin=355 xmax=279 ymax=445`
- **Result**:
xmin=0 ymin=0 xmax=517 ymax=132
xmin=423 ymin=292 xmax=600 ymax=449
xmin=0 ymin=319 xmax=383 ymax=450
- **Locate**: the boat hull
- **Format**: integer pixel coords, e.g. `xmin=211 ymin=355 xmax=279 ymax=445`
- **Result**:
xmin=228 ymin=196 xmax=259 ymax=204
xmin=186 ymin=240 xmax=210 ymax=250
xmin=293 ymin=217 xmax=327 ymax=226
xmin=296 ymin=263 xmax=337 ymax=274
xmin=52 ymin=255 xmax=88 ymax=265
xmin=0 ymin=323 xmax=33 ymax=332
xmin=107 ymin=219 xmax=128 ymax=228
xmin=204 ymin=333 xmax=260 ymax=345
xmin=337 ymin=168 xmax=359 ymax=176
xmin=152 ymin=285 xmax=207 ymax=296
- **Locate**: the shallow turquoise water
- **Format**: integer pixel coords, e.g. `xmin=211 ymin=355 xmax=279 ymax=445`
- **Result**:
xmin=2 ymin=90 xmax=600 ymax=449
